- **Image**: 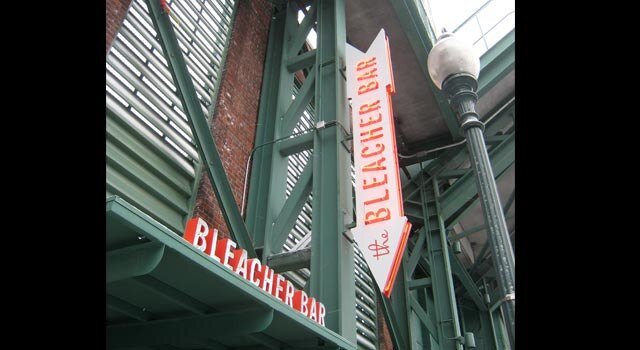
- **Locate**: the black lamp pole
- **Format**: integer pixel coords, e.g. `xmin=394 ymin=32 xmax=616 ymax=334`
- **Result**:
xmin=428 ymin=33 xmax=515 ymax=348
xmin=442 ymin=73 xmax=515 ymax=348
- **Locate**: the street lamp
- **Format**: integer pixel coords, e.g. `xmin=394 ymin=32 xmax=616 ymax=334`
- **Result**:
xmin=427 ymin=32 xmax=516 ymax=348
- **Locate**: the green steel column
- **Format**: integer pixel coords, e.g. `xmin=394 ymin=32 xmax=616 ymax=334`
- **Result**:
xmin=145 ymin=0 xmax=256 ymax=258
xmin=245 ymin=2 xmax=299 ymax=260
xmin=309 ymin=0 xmax=356 ymax=342
xmin=245 ymin=3 xmax=287 ymax=250
xmin=420 ymin=169 xmax=463 ymax=350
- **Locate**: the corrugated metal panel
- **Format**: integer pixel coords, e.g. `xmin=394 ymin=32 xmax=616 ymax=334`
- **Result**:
xmin=106 ymin=0 xmax=236 ymax=234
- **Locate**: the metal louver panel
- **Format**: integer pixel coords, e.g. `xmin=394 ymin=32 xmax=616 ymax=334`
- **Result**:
xmin=106 ymin=0 xmax=236 ymax=233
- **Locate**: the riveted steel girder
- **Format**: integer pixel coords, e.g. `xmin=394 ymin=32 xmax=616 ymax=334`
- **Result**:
xmin=309 ymin=0 xmax=356 ymax=340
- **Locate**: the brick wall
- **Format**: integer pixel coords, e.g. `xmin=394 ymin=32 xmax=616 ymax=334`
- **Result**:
xmin=191 ymin=0 xmax=273 ymax=239
xmin=106 ymin=0 xmax=132 ymax=54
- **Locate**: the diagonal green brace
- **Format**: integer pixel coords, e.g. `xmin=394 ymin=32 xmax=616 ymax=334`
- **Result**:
xmin=269 ymin=161 xmax=313 ymax=255
xmin=145 ymin=0 xmax=256 ymax=258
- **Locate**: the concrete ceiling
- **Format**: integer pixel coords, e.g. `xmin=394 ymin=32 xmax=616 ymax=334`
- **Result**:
xmin=345 ymin=0 xmax=515 ymax=158
xmin=346 ymin=0 xmax=449 ymax=150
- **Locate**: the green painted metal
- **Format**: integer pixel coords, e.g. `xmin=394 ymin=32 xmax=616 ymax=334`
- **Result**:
xmin=186 ymin=0 xmax=241 ymax=229
xmin=245 ymin=4 xmax=286 ymax=250
xmin=425 ymin=176 xmax=463 ymax=350
xmin=406 ymin=229 xmax=427 ymax=276
xmin=131 ymin=275 xmax=214 ymax=314
xmin=106 ymin=196 xmax=356 ymax=350
xmin=410 ymin=294 xmax=438 ymax=345
xmin=438 ymin=169 xmax=469 ymax=180
xmin=448 ymin=253 xmax=486 ymax=311
xmin=282 ymin=68 xmax=317 ymax=134
xmin=408 ymin=277 xmax=432 ymax=289
xmin=145 ymin=0 xmax=256 ymax=258
xmin=478 ymin=30 xmax=515 ymax=97
xmin=384 ymin=261 xmax=410 ymax=349
xmin=309 ymin=0 xmax=356 ymax=341
xmin=270 ymin=161 xmax=313 ymax=253
xmin=266 ymin=247 xmax=312 ymax=273
xmin=107 ymin=294 xmax=153 ymax=322
xmin=106 ymin=241 xmax=165 ymax=283
xmin=288 ymin=2 xmax=318 ymax=57
xmin=279 ymin=131 xmax=315 ymax=156
xmin=108 ymin=307 xmax=274 ymax=347
xmin=287 ymin=49 xmax=318 ymax=72
xmin=247 ymin=2 xmax=315 ymax=261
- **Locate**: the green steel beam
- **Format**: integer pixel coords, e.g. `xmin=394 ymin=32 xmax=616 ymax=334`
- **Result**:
xmin=477 ymin=307 xmax=498 ymax=350
xmin=131 ymin=275 xmax=214 ymax=315
xmin=245 ymin=7 xmax=286 ymax=248
xmin=309 ymin=0 xmax=355 ymax=341
xmin=409 ymin=294 xmax=439 ymax=340
xmin=268 ymin=161 xmax=313 ymax=255
xmin=287 ymin=49 xmax=318 ymax=72
xmin=247 ymin=333 xmax=284 ymax=349
xmin=449 ymin=253 xmax=487 ymax=311
xmin=406 ymin=228 xmax=427 ymax=276
xmin=279 ymin=132 xmax=315 ymax=156
xmin=389 ymin=0 xmax=461 ymax=139
xmin=282 ymin=67 xmax=317 ymax=135
xmin=107 ymin=294 xmax=154 ymax=322
xmin=266 ymin=247 xmax=312 ymax=273
xmin=477 ymin=30 xmax=515 ymax=97
xmin=448 ymin=214 xmax=515 ymax=242
xmin=438 ymin=168 xmax=469 ymax=180
xmin=145 ymin=0 xmax=256 ymax=258
xmin=106 ymin=241 xmax=165 ymax=283
xmin=439 ymin=133 xmax=515 ymax=225
xmin=408 ymin=277 xmax=432 ymax=290
xmin=246 ymin=3 xmax=302 ymax=261
xmin=107 ymin=308 xmax=274 ymax=348
xmin=448 ymin=223 xmax=486 ymax=242
xmin=384 ymin=260 xmax=410 ymax=350
xmin=288 ymin=2 xmax=318 ymax=57
xmin=424 ymin=177 xmax=463 ymax=350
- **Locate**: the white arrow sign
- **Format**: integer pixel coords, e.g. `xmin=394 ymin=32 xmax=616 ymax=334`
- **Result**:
xmin=346 ymin=29 xmax=412 ymax=298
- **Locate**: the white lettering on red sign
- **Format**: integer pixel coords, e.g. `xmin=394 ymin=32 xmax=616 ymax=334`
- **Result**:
xmin=183 ymin=217 xmax=326 ymax=326
xmin=346 ymin=29 xmax=412 ymax=298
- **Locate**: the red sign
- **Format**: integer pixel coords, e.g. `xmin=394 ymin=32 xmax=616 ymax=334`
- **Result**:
xmin=183 ymin=217 xmax=326 ymax=326
xmin=346 ymin=29 xmax=412 ymax=298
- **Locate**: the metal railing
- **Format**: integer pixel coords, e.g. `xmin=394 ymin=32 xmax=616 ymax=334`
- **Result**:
xmin=452 ymin=0 xmax=515 ymax=53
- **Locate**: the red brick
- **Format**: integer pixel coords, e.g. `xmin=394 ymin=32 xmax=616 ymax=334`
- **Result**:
xmin=106 ymin=0 xmax=133 ymax=55
xmin=192 ymin=0 xmax=272 ymax=238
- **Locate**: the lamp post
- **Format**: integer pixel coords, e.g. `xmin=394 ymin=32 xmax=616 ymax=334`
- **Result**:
xmin=427 ymin=32 xmax=515 ymax=348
